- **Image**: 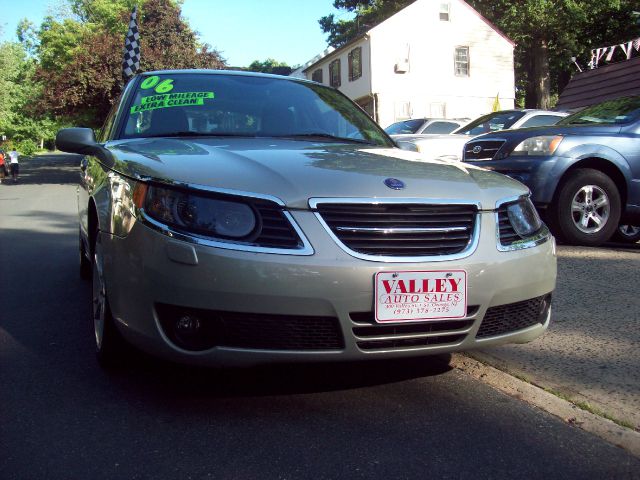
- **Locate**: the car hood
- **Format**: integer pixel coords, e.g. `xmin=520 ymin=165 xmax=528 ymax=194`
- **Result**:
xmin=475 ymin=123 xmax=622 ymax=141
xmin=105 ymin=137 xmax=526 ymax=210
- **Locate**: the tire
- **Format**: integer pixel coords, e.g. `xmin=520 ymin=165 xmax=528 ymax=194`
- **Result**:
xmin=91 ymin=231 xmax=129 ymax=367
xmin=549 ymin=168 xmax=621 ymax=247
xmin=612 ymin=224 xmax=640 ymax=243
xmin=79 ymin=228 xmax=91 ymax=280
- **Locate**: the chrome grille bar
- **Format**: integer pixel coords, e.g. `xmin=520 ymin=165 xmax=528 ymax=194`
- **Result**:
xmin=336 ymin=226 xmax=468 ymax=234
xmin=310 ymin=198 xmax=480 ymax=262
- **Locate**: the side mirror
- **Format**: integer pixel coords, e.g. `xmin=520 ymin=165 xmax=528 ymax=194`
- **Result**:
xmin=56 ymin=128 xmax=98 ymax=155
xmin=56 ymin=128 xmax=115 ymax=168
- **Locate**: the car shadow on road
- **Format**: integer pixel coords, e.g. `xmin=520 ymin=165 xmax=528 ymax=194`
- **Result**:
xmin=104 ymin=351 xmax=454 ymax=399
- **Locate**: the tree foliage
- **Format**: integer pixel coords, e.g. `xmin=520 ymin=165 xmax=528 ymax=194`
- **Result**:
xmin=247 ymin=58 xmax=293 ymax=76
xmin=138 ymin=0 xmax=226 ymax=72
xmin=319 ymin=0 xmax=639 ymax=108
xmin=0 ymin=41 xmax=58 ymax=151
xmin=31 ymin=0 xmax=226 ymax=128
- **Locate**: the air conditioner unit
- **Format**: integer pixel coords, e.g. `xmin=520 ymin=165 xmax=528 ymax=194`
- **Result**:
xmin=394 ymin=59 xmax=409 ymax=73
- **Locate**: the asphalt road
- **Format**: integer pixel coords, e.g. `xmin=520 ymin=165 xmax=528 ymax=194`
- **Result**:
xmin=1 ymin=154 xmax=639 ymax=479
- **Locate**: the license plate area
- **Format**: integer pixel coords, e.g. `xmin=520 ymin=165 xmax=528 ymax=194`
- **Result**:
xmin=374 ymin=270 xmax=467 ymax=323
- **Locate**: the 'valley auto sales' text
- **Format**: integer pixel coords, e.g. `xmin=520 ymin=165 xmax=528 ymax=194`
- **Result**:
xmin=379 ymin=278 xmax=463 ymax=306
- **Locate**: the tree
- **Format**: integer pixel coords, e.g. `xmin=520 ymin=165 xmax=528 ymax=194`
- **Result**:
xmin=247 ymin=58 xmax=292 ymax=76
xmin=138 ymin=0 xmax=226 ymax=72
xmin=34 ymin=0 xmax=226 ymax=127
xmin=0 ymin=41 xmax=57 ymax=151
xmin=36 ymin=17 xmax=91 ymax=71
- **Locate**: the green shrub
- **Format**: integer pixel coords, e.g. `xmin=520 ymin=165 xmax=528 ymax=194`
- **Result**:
xmin=15 ymin=139 xmax=39 ymax=156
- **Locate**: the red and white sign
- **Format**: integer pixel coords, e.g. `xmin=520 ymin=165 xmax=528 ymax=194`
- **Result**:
xmin=374 ymin=270 xmax=467 ymax=323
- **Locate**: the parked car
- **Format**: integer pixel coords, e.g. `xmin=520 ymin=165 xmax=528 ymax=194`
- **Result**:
xmin=385 ymin=118 xmax=468 ymax=137
xmin=462 ymin=95 xmax=640 ymax=246
xmin=396 ymin=109 xmax=568 ymax=161
xmin=56 ymin=70 xmax=556 ymax=367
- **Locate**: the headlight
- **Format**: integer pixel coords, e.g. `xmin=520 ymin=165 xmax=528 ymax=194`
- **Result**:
xmin=506 ymin=197 xmax=542 ymax=237
xmin=512 ymin=135 xmax=563 ymax=156
xmin=144 ymin=185 xmax=257 ymax=239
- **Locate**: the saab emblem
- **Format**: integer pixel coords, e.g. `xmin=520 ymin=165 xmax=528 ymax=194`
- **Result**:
xmin=384 ymin=178 xmax=405 ymax=190
xmin=472 ymin=145 xmax=482 ymax=154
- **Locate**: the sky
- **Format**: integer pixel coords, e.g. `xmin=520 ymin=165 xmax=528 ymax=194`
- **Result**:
xmin=0 ymin=0 xmax=352 ymax=67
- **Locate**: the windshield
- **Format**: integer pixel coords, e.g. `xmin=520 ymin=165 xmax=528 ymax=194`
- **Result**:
xmin=120 ymin=73 xmax=394 ymax=146
xmin=385 ymin=119 xmax=424 ymax=135
xmin=558 ymin=95 xmax=640 ymax=125
xmin=455 ymin=111 xmax=526 ymax=135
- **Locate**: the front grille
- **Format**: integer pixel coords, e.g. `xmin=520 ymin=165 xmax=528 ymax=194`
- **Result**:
xmin=497 ymin=206 xmax=521 ymax=246
xmin=156 ymin=304 xmax=344 ymax=351
xmin=350 ymin=308 xmax=479 ymax=351
xmin=476 ymin=295 xmax=551 ymax=339
xmin=253 ymin=201 xmax=302 ymax=249
xmin=464 ymin=140 xmax=506 ymax=161
xmin=315 ymin=203 xmax=477 ymax=257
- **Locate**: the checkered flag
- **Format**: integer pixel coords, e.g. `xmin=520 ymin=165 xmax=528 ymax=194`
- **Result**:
xmin=122 ymin=6 xmax=141 ymax=83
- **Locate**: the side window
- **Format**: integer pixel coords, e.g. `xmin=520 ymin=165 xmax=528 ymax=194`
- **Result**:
xmin=421 ymin=121 xmax=460 ymax=134
xmin=439 ymin=3 xmax=450 ymax=21
xmin=98 ymin=100 xmax=121 ymax=142
xmin=519 ymin=114 xmax=564 ymax=128
xmin=348 ymin=47 xmax=362 ymax=81
xmin=454 ymin=46 xmax=469 ymax=77
xmin=329 ymin=59 xmax=341 ymax=88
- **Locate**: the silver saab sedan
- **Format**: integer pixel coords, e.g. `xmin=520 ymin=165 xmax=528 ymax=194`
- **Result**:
xmin=56 ymin=70 xmax=556 ymax=367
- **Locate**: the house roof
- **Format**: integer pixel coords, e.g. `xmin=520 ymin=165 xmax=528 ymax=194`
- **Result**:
xmin=302 ymin=0 xmax=514 ymax=74
xmin=458 ymin=0 xmax=514 ymax=47
xmin=303 ymin=35 xmax=367 ymax=74
xmin=557 ymin=56 xmax=640 ymax=111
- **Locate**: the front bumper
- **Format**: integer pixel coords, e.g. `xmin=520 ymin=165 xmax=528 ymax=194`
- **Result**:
xmin=102 ymin=210 xmax=557 ymax=366
xmin=466 ymin=155 xmax=569 ymax=206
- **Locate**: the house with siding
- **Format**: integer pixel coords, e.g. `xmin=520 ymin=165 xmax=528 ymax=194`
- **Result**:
xmin=297 ymin=0 xmax=515 ymax=128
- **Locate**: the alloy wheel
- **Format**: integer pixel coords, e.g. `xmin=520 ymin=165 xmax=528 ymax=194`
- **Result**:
xmin=618 ymin=224 xmax=640 ymax=237
xmin=570 ymin=185 xmax=610 ymax=234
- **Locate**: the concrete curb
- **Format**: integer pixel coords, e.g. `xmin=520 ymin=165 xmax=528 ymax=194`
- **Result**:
xmin=451 ymin=353 xmax=640 ymax=458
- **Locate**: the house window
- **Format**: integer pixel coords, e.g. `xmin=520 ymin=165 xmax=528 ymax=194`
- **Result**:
xmin=439 ymin=3 xmax=450 ymax=21
xmin=348 ymin=47 xmax=362 ymax=81
xmin=312 ymin=69 xmax=323 ymax=83
xmin=454 ymin=46 xmax=469 ymax=76
xmin=329 ymin=59 xmax=341 ymax=87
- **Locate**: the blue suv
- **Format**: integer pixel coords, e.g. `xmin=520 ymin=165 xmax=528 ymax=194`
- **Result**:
xmin=462 ymin=95 xmax=640 ymax=246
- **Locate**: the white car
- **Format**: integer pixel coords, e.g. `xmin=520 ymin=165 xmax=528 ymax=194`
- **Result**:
xmin=55 ymin=70 xmax=557 ymax=367
xmin=385 ymin=118 xmax=468 ymax=138
xmin=396 ymin=110 xmax=568 ymax=161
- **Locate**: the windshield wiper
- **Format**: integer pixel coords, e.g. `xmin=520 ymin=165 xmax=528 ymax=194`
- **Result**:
xmin=271 ymin=133 xmax=376 ymax=145
xmin=142 ymin=132 xmax=257 ymax=138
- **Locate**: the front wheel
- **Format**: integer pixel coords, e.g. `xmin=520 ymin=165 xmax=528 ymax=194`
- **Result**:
xmin=549 ymin=168 xmax=621 ymax=247
xmin=612 ymin=224 xmax=640 ymax=243
xmin=92 ymin=231 xmax=129 ymax=367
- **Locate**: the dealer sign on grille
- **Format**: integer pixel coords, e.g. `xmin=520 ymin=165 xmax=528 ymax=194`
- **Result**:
xmin=375 ymin=270 xmax=467 ymax=323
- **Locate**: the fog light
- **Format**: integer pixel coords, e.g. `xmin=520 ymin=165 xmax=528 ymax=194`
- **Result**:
xmin=176 ymin=315 xmax=201 ymax=333
xmin=538 ymin=295 xmax=552 ymax=323
xmin=156 ymin=304 xmax=219 ymax=351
